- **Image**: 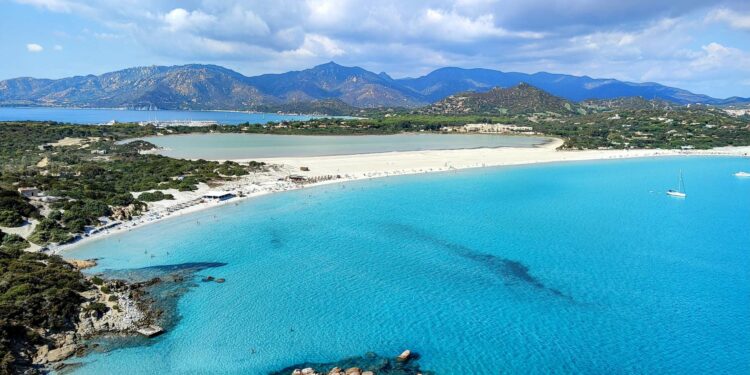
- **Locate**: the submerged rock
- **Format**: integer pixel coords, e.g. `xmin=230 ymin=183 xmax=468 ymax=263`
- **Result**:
xmin=271 ymin=351 xmax=431 ymax=375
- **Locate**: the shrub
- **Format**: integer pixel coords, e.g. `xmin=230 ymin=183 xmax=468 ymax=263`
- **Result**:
xmin=138 ymin=191 xmax=175 ymax=202
xmin=0 ymin=209 xmax=24 ymax=227
xmin=0 ymin=233 xmax=30 ymax=252
xmin=28 ymin=218 xmax=71 ymax=245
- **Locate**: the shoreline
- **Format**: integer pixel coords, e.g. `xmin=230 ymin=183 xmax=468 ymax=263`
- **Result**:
xmin=54 ymin=138 xmax=750 ymax=255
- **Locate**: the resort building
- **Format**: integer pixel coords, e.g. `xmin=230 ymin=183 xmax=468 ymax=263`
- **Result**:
xmin=203 ymin=191 xmax=236 ymax=201
xmin=17 ymin=187 xmax=40 ymax=198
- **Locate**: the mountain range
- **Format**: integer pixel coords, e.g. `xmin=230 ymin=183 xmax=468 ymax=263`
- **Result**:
xmin=1 ymin=62 xmax=748 ymax=111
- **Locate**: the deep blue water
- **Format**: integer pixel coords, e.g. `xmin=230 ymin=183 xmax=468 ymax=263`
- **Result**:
xmin=0 ymin=107 xmax=317 ymax=124
xmin=64 ymin=157 xmax=750 ymax=374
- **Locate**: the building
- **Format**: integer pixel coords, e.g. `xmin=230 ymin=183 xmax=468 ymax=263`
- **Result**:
xmin=17 ymin=187 xmax=40 ymax=198
xmin=203 ymin=191 xmax=236 ymax=201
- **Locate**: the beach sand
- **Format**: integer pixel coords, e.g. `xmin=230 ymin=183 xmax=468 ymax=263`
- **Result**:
xmin=53 ymin=138 xmax=750 ymax=254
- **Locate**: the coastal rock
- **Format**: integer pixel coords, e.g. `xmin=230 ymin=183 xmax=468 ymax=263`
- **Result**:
xmin=66 ymin=258 xmax=98 ymax=270
xmin=345 ymin=367 xmax=362 ymax=375
xmin=328 ymin=367 xmax=343 ymax=375
xmin=362 ymin=372 xmax=374 ymax=375
xmin=301 ymin=368 xmax=316 ymax=375
xmin=46 ymin=344 xmax=77 ymax=362
xmin=292 ymin=370 xmax=303 ymax=375
xmin=397 ymin=350 xmax=411 ymax=362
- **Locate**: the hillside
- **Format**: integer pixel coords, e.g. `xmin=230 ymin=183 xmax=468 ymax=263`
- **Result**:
xmin=580 ymin=97 xmax=676 ymax=111
xmin=420 ymin=83 xmax=578 ymax=115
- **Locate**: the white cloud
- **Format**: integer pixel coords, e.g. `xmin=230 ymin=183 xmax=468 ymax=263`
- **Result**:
xmin=53 ymin=44 xmax=63 ymax=51
xmin=690 ymin=42 xmax=748 ymax=71
xmin=14 ymin=0 xmax=93 ymax=15
xmin=415 ymin=9 xmax=544 ymax=42
xmin=282 ymin=33 xmax=344 ymax=58
xmin=26 ymin=43 xmax=44 ymax=52
xmin=162 ymin=8 xmax=215 ymax=33
xmin=707 ymin=8 xmax=750 ymax=31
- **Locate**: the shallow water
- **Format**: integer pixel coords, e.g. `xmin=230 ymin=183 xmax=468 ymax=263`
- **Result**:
xmin=0 ymin=107 xmax=317 ymax=125
xmin=139 ymin=133 xmax=549 ymax=159
xmin=64 ymin=157 xmax=750 ymax=374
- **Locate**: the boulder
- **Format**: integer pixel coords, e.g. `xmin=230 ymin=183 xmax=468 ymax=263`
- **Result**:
xmin=328 ymin=367 xmax=343 ymax=375
xmin=46 ymin=344 xmax=77 ymax=362
xmin=362 ymin=372 xmax=374 ymax=375
xmin=397 ymin=349 xmax=411 ymax=362
xmin=345 ymin=367 xmax=361 ymax=375
xmin=292 ymin=369 xmax=302 ymax=375
xmin=301 ymin=368 xmax=316 ymax=375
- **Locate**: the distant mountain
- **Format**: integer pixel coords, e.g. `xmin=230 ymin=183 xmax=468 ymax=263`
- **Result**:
xmin=397 ymin=67 xmax=750 ymax=105
xmin=420 ymin=83 xmax=578 ymax=115
xmin=0 ymin=65 xmax=272 ymax=110
xmin=247 ymin=62 xmax=425 ymax=107
xmin=1 ymin=62 xmax=747 ymax=111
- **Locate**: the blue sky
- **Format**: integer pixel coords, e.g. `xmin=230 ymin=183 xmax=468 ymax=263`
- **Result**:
xmin=1 ymin=0 xmax=749 ymax=98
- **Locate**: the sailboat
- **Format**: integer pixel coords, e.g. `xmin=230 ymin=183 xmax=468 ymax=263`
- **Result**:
xmin=734 ymin=171 xmax=750 ymax=177
xmin=667 ymin=170 xmax=687 ymax=198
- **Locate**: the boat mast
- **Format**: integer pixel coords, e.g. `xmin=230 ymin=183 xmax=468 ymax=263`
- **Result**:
xmin=679 ymin=170 xmax=685 ymax=193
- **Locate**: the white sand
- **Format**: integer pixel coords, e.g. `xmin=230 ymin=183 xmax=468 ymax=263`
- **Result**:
xmin=52 ymin=138 xmax=750 ymax=254
xmin=246 ymin=139 xmax=750 ymax=179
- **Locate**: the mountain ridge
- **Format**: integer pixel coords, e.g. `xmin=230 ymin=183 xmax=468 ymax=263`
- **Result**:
xmin=1 ymin=62 xmax=747 ymax=110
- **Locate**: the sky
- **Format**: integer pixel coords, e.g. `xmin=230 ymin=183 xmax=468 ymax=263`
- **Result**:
xmin=1 ymin=0 xmax=749 ymax=98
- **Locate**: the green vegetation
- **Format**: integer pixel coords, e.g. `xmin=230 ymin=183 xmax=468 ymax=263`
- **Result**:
xmin=90 ymin=276 xmax=104 ymax=286
xmin=28 ymin=218 xmax=73 ymax=245
xmin=0 ymin=189 xmax=38 ymax=227
xmin=528 ymin=108 xmax=750 ymax=149
xmin=138 ymin=191 xmax=175 ymax=202
xmin=0 ymin=122 xmax=265 ymax=246
xmin=0 ymin=231 xmax=29 ymax=253
xmin=0 ymin=246 xmax=89 ymax=372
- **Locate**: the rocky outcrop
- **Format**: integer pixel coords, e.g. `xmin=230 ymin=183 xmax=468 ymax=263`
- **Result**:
xmin=33 ymin=277 xmax=158 ymax=368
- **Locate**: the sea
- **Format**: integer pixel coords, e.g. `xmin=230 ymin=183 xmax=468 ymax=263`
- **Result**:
xmin=0 ymin=107 xmax=317 ymax=125
xmin=138 ymin=133 xmax=550 ymax=159
xmin=63 ymin=157 xmax=750 ymax=374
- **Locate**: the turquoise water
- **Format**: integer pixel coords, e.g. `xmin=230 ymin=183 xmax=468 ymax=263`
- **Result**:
xmin=0 ymin=107 xmax=316 ymax=124
xmin=140 ymin=133 xmax=549 ymax=159
xmin=64 ymin=157 xmax=750 ymax=374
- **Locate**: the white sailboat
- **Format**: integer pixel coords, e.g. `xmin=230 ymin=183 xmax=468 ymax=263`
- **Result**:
xmin=734 ymin=171 xmax=750 ymax=177
xmin=667 ymin=170 xmax=687 ymax=198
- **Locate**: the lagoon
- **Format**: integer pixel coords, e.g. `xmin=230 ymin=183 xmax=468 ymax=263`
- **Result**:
xmin=64 ymin=157 xmax=750 ymax=374
xmin=140 ymin=133 xmax=550 ymax=159
xmin=0 ymin=107 xmax=317 ymax=125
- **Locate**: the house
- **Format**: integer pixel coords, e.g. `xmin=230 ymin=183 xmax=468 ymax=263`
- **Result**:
xmin=17 ymin=187 xmax=40 ymax=198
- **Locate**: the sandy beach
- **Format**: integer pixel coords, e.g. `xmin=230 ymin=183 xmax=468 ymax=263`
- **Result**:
xmin=53 ymin=138 xmax=750 ymax=254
